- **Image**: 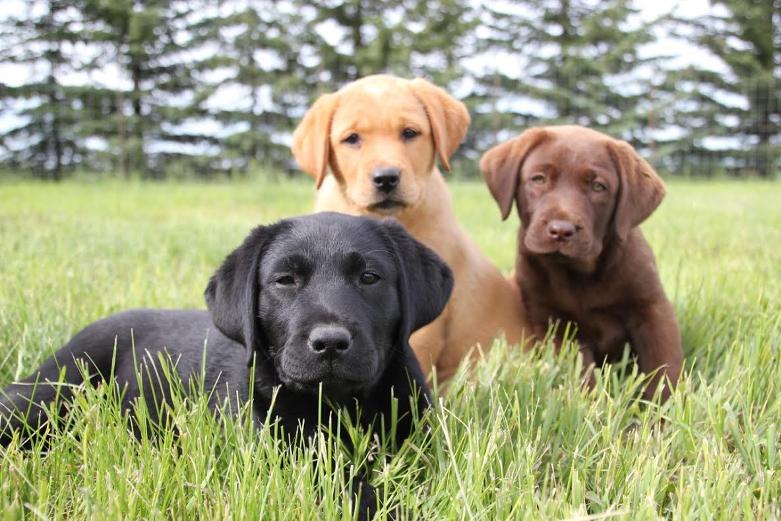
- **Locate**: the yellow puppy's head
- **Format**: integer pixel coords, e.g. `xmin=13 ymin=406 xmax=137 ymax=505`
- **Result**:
xmin=292 ymin=75 xmax=470 ymax=215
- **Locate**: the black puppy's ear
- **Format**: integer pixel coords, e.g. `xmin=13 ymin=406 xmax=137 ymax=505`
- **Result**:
xmin=607 ymin=139 xmax=666 ymax=242
xmin=205 ymin=225 xmax=277 ymax=368
xmin=381 ymin=221 xmax=454 ymax=343
xmin=480 ymin=127 xmax=549 ymax=221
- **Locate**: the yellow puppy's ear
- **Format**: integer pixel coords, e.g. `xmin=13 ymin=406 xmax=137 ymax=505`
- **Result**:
xmin=408 ymin=78 xmax=470 ymax=173
xmin=292 ymin=93 xmax=339 ymax=188
xmin=480 ymin=128 xmax=548 ymax=221
xmin=606 ymin=139 xmax=666 ymax=241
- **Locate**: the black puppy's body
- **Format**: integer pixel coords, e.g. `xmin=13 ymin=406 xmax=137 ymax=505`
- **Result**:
xmin=0 ymin=310 xmax=247 ymax=440
xmin=0 ymin=309 xmax=424 ymax=441
xmin=0 ymin=212 xmax=453 ymax=518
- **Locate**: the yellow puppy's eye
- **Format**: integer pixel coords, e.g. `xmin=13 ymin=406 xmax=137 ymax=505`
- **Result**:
xmin=401 ymin=128 xmax=419 ymax=140
xmin=530 ymin=174 xmax=546 ymax=184
xmin=342 ymin=133 xmax=360 ymax=145
xmin=592 ymin=181 xmax=607 ymax=192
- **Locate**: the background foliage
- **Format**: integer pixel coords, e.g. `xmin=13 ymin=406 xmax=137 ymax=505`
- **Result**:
xmin=0 ymin=0 xmax=779 ymax=180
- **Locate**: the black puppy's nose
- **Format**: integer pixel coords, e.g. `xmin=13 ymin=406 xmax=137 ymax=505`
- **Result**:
xmin=372 ymin=167 xmax=400 ymax=193
xmin=308 ymin=325 xmax=352 ymax=356
xmin=547 ymin=219 xmax=578 ymax=241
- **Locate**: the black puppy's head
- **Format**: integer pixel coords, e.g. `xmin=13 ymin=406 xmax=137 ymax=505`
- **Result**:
xmin=204 ymin=212 xmax=452 ymax=400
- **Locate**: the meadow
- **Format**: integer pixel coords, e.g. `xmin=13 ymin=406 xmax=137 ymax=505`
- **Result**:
xmin=0 ymin=179 xmax=779 ymax=520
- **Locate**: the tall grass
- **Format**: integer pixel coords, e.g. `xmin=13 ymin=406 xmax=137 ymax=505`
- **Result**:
xmin=0 ymin=179 xmax=779 ymax=519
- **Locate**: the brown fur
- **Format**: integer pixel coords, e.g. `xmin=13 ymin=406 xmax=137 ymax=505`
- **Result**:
xmin=292 ymin=75 xmax=529 ymax=383
xmin=481 ymin=125 xmax=683 ymax=401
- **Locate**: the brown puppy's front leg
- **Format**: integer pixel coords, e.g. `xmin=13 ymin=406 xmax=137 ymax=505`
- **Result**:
xmin=578 ymin=344 xmax=597 ymax=391
xmin=535 ymin=315 xmax=598 ymax=393
xmin=630 ymin=299 xmax=684 ymax=402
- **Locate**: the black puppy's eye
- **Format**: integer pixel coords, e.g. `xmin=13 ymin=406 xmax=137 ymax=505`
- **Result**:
xmin=359 ymin=271 xmax=381 ymax=285
xmin=401 ymin=128 xmax=419 ymax=141
xmin=342 ymin=133 xmax=360 ymax=145
xmin=530 ymin=174 xmax=546 ymax=185
xmin=592 ymin=181 xmax=607 ymax=192
xmin=275 ymin=275 xmax=296 ymax=286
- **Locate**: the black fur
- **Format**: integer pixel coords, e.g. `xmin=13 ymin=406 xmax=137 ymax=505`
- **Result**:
xmin=0 ymin=212 xmax=453 ymax=519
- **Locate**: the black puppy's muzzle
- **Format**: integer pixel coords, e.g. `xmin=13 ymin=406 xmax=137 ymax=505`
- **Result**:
xmin=307 ymin=325 xmax=352 ymax=359
xmin=276 ymin=312 xmax=381 ymax=397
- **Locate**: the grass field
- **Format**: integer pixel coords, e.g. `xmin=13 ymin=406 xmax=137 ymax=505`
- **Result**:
xmin=0 ymin=179 xmax=780 ymax=520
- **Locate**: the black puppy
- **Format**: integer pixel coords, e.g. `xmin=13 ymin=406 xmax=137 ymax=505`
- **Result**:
xmin=0 ymin=212 xmax=453 ymax=518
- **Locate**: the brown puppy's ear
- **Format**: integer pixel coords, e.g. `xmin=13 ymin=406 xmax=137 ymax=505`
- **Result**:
xmin=607 ymin=139 xmax=666 ymax=241
xmin=292 ymin=93 xmax=339 ymax=188
xmin=480 ymin=128 xmax=549 ymax=221
xmin=408 ymin=78 xmax=470 ymax=173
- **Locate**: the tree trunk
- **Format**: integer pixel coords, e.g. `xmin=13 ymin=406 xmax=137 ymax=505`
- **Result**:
xmin=48 ymin=77 xmax=63 ymax=182
xmin=47 ymin=1 xmax=63 ymax=182
xmin=350 ymin=1 xmax=364 ymax=78
xmin=754 ymin=80 xmax=773 ymax=178
xmin=116 ymin=87 xmax=130 ymax=179
xmin=131 ymin=59 xmax=146 ymax=178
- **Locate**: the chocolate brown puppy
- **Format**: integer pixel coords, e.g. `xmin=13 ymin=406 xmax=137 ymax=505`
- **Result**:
xmin=481 ymin=125 xmax=683 ymax=401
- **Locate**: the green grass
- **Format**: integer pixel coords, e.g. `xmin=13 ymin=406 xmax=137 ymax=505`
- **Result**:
xmin=1 ymin=178 xmax=780 ymax=519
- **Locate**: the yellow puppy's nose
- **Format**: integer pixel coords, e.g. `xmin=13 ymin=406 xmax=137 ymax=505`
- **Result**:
xmin=371 ymin=167 xmax=401 ymax=193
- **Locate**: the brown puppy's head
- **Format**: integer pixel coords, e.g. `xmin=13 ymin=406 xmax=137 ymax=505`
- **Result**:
xmin=292 ymin=75 xmax=470 ymax=216
xmin=481 ymin=125 xmax=666 ymax=268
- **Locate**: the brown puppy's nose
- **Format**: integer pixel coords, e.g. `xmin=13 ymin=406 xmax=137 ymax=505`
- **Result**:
xmin=547 ymin=219 xmax=578 ymax=241
xmin=372 ymin=167 xmax=400 ymax=194
xmin=308 ymin=325 xmax=352 ymax=357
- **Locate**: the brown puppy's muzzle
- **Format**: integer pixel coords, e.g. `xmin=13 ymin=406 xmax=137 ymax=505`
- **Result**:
xmin=546 ymin=219 xmax=581 ymax=242
xmin=524 ymin=203 xmax=598 ymax=261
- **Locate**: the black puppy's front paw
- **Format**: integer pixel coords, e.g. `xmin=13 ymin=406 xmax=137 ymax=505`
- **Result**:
xmin=352 ymin=478 xmax=378 ymax=521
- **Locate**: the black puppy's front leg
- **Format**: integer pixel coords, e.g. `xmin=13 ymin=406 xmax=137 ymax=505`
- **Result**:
xmin=352 ymin=356 xmax=431 ymax=521
xmin=272 ymin=394 xmax=381 ymax=521
xmin=351 ymin=477 xmax=378 ymax=521
xmin=299 ymin=359 xmax=428 ymax=521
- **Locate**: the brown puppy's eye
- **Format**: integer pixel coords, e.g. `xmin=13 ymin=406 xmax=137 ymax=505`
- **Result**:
xmin=342 ymin=133 xmax=360 ymax=145
xmin=530 ymin=174 xmax=546 ymax=185
xmin=401 ymin=128 xmax=419 ymax=141
xmin=592 ymin=181 xmax=607 ymax=192
xmin=359 ymin=271 xmax=381 ymax=285
xmin=275 ymin=275 xmax=296 ymax=286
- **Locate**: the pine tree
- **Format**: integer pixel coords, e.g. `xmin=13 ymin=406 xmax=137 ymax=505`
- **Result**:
xmin=470 ymin=0 xmax=663 ymax=162
xmin=0 ymin=0 xmax=89 ymax=180
xmin=298 ymin=0 xmax=402 ymax=89
xmin=288 ymin=0 xmax=475 ymax=171
xmin=83 ymin=0 xmax=216 ymax=178
xmin=667 ymin=0 xmax=780 ymax=177
xmin=188 ymin=1 xmax=307 ymax=175
xmin=293 ymin=0 xmax=472 ymax=89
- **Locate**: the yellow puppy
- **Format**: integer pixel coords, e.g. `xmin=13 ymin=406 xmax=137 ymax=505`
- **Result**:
xmin=292 ymin=74 xmax=527 ymax=384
